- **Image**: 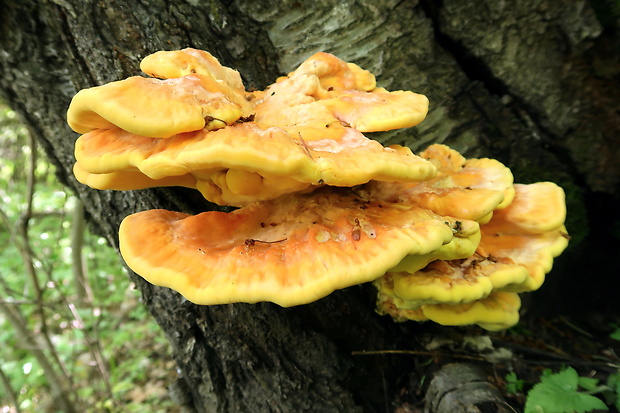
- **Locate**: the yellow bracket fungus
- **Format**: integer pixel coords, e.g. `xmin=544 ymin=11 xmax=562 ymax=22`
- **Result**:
xmin=119 ymin=188 xmax=463 ymax=307
xmin=74 ymin=123 xmax=436 ymax=206
xmin=68 ymin=48 xmax=569 ymax=330
xmin=140 ymin=48 xmax=247 ymax=91
xmin=68 ymin=75 xmax=253 ymax=137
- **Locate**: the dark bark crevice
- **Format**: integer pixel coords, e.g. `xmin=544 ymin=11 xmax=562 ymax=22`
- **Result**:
xmin=418 ymin=0 xmax=511 ymax=99
xmin=414 ymin=4 xmax=620 ymax=319
xmin=418 ymin=0 xmax=584 ymax=187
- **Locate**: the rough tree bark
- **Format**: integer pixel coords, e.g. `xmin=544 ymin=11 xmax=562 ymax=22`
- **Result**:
xmin=1 ymin=0 xmax=618 ymax=411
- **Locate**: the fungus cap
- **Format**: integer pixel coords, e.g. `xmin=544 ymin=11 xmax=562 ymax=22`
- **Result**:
xmin=67 ymin=74 xmax=252 ymax=137
xmin=478 ymin=182 xmax=569 ymax=291
xmin=254 ymin=52 xmax=429 ymax=133
xmin=375 ymin=286 xmax=521 ymax=330
xmin=421 ymin=292 xmax=522 ymax=331
xmin=74 ymin=124 xmax=314 ymax=178
xmin=374 ymin=274 xmax=429 ymax=322
xmin=255 ymin=85 xmax=429 ymax=134
xmin=119 ymin=189 xmax=464 ymax=307
xmin=74 ymin=124 xmax=437 ymax=206
xmin=72 ymin=163 xmax=197 ymax=191
xmin=390 ymin=256 xmax=530 ymax=308
xmin=478 ymin=226 xmax=569 ymax=292
xmin=140 ymin=48 xmax=246 ymax=91
xmin=291 ymin=52 xmax=377 ymax=92
xmin=389 ymin=221 xmax=481 ymax=273
xmin=194 ymin=169 xmax=313 ymax=206
xmin=420 ymin=145 xmax=515 ymax=208
xmin=483 ymin=182 xmax=567 ymax=234
xmin=368 ymin=144 xmax=514 ymax=221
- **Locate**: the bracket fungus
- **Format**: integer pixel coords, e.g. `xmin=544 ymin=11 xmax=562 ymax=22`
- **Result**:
xmin=253 ymin=52 xmax=429 ymax=133
xmin=373 ymin=180 xmax=568 ymax=330
xmin=73 ymin=122 xmax=436 ymax=206
xmin=366 ymin=144 xmax=515 ymax=222
xmin=70 ymin=51 xmax=435 ymax=206
xmin=119 ymin=188 xmax=472 ymax=307
xmin=139 ymin=48 xmax=246 ymax=91
xmin=68 ymin=48 xmax=569 ymax=330
xmin=67 ymin=74 xmax=254 ymax=137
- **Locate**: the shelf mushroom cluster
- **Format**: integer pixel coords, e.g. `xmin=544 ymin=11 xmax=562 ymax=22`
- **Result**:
xmin=369 ymin=146 xmax=568 ymax=330
xmin=69 ymin=49 xmax=433 ymax=206
xmin=68 ymin=48 xmax=569 ymax=330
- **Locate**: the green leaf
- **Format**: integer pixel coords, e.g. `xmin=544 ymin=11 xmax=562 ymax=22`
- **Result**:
xmin=506 ymin=371 xmax=524 ymax=394
xmin=608 ymin=373 xmax=620 ymax=411
xmin=577 ymin=376 xmax=600 ymax=392
xmin=525 ymin=367 xmax=609 ymax=413
xmin=610 ymin=327 xmax=620 ymax=341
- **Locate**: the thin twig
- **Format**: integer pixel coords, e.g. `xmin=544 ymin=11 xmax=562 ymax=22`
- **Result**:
xmin=0 ymin=301 xmax=77 ymax=413
xmin=0 ymin=362 xmax=22 ymax=413
xmin=353 ymin=347 xmax=620 ymax=372
xmin=70 ymin=199 xmax=89 ymax=305
xmin=67 ymin=303 xmax=114 ymax=400
xmin=39 ymin=198 xmax=114 ymax=403
xmin=0 ymin=299 xmax=39 ymax=305
xmin=558 ymin=316 xmax=595 ymax=338
xmin=3 ymin=162 xmax=113 ymax=405
xmin=296 ymin=133 xmax=314 ymax=160
xmin=55 ymin=201 xmax=114 ymax=402
xmin=518 ymin=358 xmax=620 ymax=371
xmin=351 ymin=349 xmax=487 ymax=362
xmin=13 ymin=134 xmax=76 ymax=403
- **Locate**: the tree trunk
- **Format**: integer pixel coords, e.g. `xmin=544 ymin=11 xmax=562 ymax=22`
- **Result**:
xmin=1 ymin=0 xmax=618 ymax=411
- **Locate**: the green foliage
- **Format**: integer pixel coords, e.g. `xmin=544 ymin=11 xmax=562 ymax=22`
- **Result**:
xmin=524 ymin=367 xmax=609 ymax=413
xmin=0 ymin=103 xmax=178 ymax=412
xmin=505 ymin=371 xmax=525 ymax=394
xmin=603 ymin=373 xmax=620 ymax=411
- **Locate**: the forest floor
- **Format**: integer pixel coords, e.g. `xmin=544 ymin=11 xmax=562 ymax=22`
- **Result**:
xmin=116 ymin=306 xmax=620 ymax=413
xmin=393 ymin=312 xmax=620 ymax=412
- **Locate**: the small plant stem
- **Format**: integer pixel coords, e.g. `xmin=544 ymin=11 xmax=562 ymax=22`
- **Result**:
xmin=67 ymin=303 xmax=114 ymax=400
xmin=559 ymin=316 xmax=594 ymax=338
xmin=0 ymin=361 xmax=22 ymax=413
xmin=70 ymin=199 xmax=89 ymax=305
xmin=351 ymin=349 xmax=487 ymax=361
xmin=13 ymin=134 xmax=75 ymax=402
xmin=0 ymin=301 xmax=77 ymax=413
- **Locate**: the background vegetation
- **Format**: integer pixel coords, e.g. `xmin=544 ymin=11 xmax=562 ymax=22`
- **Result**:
xmin=0 ymin=102 xmax=178 ymax=412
